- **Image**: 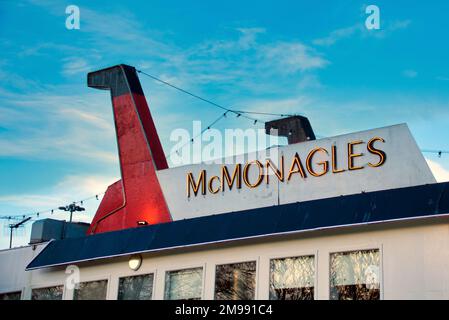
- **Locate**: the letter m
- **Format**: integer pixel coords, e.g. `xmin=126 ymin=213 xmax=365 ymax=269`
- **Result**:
xmin=187 ymin=171 xmax=206 ymax=197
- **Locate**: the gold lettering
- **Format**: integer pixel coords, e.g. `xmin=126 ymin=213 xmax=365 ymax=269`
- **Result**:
xmin=367 ymin=137 xmax=386 ymax=167
xmin=306 ymin=147 xmax=329 ymax=177
xmin=266 ymin=156 xmax=284 ymax=184
xmin=331 ymin=145 xmax=345 ymax=173
xmin=287 ymin=153 xmax=307 ymax=181
xmin=208 ymin=175 xmax=221 ymax=194
xmin=243 ymin=160 xmax=264 ymax=188
xmin=221 ymin=164 xmax=242 ymax=191
xmin=187 ymin=171 xmax=206 ymax=197
xmin=348 ymin=140 xmax=364 ymax=170
xmin=186 ymin=136 xmax=386 ymax=198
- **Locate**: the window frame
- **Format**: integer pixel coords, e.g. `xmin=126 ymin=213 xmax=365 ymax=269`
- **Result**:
xmin=116 ymin=268 xmax=157 ymax=300
xmin=212 ymin=257 xmax=260 ymax=301
xmin=328 ymin=244 xmax=384 ymax=301
xmin=163 ymin=263 xmax=206 ymax=300
xmin=70 ymin=276 xmax=110 ymax=300
xmin=0 ymin=289 xmax=23 ymax=300
xmin=268 ymin=251 xmax=317 ymax=300
xmin=30 ymin=283 xmax=65 ymax=301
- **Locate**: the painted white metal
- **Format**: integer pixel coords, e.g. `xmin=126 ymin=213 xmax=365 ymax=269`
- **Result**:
xmin=23 ymin=212 xmax=449 ymax=271
xmin=2 ymin=219 xmax=448 ymax=300
xmin=0 ymin=244 xmax=46 ymax=299
xmin=157 ymin=124 xmax=435 ymax=220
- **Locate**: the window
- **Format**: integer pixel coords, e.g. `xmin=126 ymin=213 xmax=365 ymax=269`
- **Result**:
xmin=214 ymin=261 xmax=257 ymax=300
xmin=118 ymin=274 xmax=154 ymax=300
xmin=0 ymin=291 xmax=21 ymax=300
xmin=32 ymin=286 xmax=63 ymax=300
xmin=270 ymin=255 xmax=315 ymax=300
xmin=330 ymin=249 xmax=380 ymax=300
xmin=73 ymin=280 xmax=108 ymax=300
xmin=164 ymin=268 xmax=203 ymax=300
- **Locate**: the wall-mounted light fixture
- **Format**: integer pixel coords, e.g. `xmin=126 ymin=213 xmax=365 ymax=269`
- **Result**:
xmin=137 ymin=221 xmax=148 ymax=226
xmin=129 ymin=254 xmax=142 ymax=271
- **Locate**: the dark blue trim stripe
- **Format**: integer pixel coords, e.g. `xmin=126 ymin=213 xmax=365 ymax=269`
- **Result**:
xmin=26 ymin=182 xmax=449 ymax=270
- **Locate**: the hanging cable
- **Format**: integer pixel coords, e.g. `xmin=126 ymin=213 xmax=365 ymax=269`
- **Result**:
xmin=136 ymin=69 xmax=297 ymax=123
xmin=421 ymin=150 xmax=449 ymax=158
xmin=167 ymin=112 xmax=228 ymax=159
xmin=233 ymin=110 xmax=299 ymax=117
xmin=0 ymin=192 xmax=105 ymax=221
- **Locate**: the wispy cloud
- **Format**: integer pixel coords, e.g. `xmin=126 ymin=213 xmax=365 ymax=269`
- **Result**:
xmin=237 ymin=28 xmax=266 ymax=49
xmin=22 ymin=1 xmax=330 ymax=98
xmin=426 ymin=159 xmax=449 ymax=182
xmin=403 ymin=69 xmax=418 ymax=78
xmin=388 ymin=20 xmax=412 ymax=31
xmin=297 ymin=74 xmax=324 ymax=90
xmin=0 ymin=174 xmax=117 ymax=218
xmin=61 ymin=57 xmax=92 ymax=76
xmin=0 ymin=173 xmax=117 ymax=248
xmin=172 ymin=27 xmax=329 ymax=91
xmin=234 ymin=95 xmax=313 ymax=116
xmin=313 ymin=20 xmax=411 ymax=46
xmin=17 ymin=42 xmax=86 ymax=58
xmin=0 ymin=85 xmax=118 ymax=164
xmin=313 ymin=25 xmax=360 ymax=46
xmin=362 ymin=19 xmax=411 ymax=39
xmin=259 ymin=42 xmax=329 ymax=73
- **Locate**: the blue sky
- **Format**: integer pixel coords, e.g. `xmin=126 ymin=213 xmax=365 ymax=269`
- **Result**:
xmin=1 ymin=0 xmax=448 ymax=248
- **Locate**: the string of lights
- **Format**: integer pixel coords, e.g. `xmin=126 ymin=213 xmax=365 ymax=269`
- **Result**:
xmin=166 ymin=111 xmax=229 ymax=160
xmin=136 ymin=69 xmax=297 ymax=122
xmin=0 ymin=192 xmax=105 ymax=221
xmin=421 ymin=150 xmax=449 ymax=158
xmin=136 ymin=68 xmax=300 ymax=160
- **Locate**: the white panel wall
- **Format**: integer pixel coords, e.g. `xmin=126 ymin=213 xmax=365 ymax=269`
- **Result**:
xmin=4 ymin=219 xmax=447 ymax=300
xmin=279 ymin=123 xmax=435 ymax=203
xmin=158 ymin=124 xmax=436 ymax=220
xmin=0 ymin=244 xmax=46 ymax=298
xmin=157 ymin=147 xmax=279 ymax=220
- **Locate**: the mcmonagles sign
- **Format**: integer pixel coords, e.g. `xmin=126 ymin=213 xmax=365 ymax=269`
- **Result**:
xmin=187 ymin=137 xmax=386 ymax=197
xmin=156 ymin=124 xmax=436 ymax=221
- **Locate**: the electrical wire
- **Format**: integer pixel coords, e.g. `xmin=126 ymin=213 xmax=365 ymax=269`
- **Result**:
xmin=136 ymin=69 xmax=297 ymax=122
xmin=421 ymin=150 xmax=449 ymax=157
xmin=0 ymin=192 xmax=105 ymax=221
xmin=167 ymin=112 xmax=228 ymax=159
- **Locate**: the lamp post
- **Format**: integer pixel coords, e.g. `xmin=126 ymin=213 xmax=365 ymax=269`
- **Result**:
xmin=58 ymin=203 xmax=85 ymax=223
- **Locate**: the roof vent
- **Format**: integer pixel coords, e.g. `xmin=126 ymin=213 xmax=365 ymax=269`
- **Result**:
xmin=265 ymin=115 xmax=316 ymax=145
xmin=29 ymin=219 xmax=90 ymax=244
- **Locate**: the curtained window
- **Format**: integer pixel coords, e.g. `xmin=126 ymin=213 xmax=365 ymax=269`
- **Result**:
xmin=32 ymin=286 xmax=63 ymax=300
xmin=270 ymin=255 xmax=315 ymax=300
xmin=73 ymin=280 xmax=108 ymax=300
xmin=118 ymin=274 xmax=154 ymax=300
xmin=214 ymin=261 xmax=257 ymax=300
xmin=0 ymin=291 xmax=21 ymax=300
xmin=330 ymin=249 xmax=380 ymax=300
xmin=164 ymin=268 xmax=203 ymax=300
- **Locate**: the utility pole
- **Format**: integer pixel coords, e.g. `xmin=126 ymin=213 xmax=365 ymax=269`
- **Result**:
xmin=9 ymin=217 xmax=32 ymax=249
xmin=58 ymin=203 xmax=85 ymax=223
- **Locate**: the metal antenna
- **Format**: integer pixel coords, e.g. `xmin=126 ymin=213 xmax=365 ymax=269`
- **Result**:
xmin=9 ymin=217 xmax=32 ymax=249
xmin=58 ymin=203 xmax=85 ymax=223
